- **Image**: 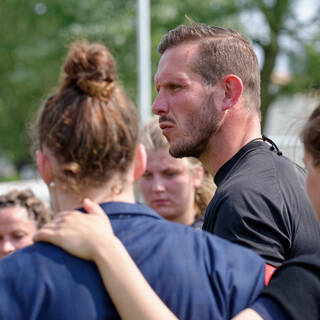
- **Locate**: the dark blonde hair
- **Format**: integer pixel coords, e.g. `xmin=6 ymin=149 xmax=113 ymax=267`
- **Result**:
xmin=158 ymin=22 xmax=260 ymax=112
xmin=0 ymin=189 xmax=51 ymax=228
xmin=301 ymin=104 xmax=320 ymax=166
xmin=140 ymin=116 xmax=215 ymax=218
xmin=36 ymin=41 xmax=138 ymax=193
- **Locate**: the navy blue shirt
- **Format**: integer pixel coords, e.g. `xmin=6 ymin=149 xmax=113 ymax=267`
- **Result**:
xmin=0 ymin=202 xmax=266 ymax=319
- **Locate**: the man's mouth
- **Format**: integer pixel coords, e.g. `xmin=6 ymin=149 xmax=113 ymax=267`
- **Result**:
xmin=159 ymin=122 xmax=173 ymax=133
xmin=159 ymin=116 xmax=175 ymax=134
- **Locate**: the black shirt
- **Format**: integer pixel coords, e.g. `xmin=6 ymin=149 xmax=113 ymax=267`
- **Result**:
xmin=253 ymin=248 xmax=320 ymax=320
xmin=203 ymin=140 xmax=320 ymax=267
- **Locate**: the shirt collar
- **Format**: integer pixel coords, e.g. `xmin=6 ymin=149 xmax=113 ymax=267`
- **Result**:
xmin=214 ymin=140 xmax=267 ymax=186
xmin=80 ymin=201 xmax=162 ymax=220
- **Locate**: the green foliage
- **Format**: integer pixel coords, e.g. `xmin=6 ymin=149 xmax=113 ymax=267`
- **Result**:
xmin=1 ymin=0 xmax=320 ymax=169
xmin=0 ymin=0 xmax=137 ymax=166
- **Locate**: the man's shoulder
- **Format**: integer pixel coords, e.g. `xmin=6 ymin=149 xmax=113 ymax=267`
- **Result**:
xmin=220 ymin=145 xmax=305 ymax=195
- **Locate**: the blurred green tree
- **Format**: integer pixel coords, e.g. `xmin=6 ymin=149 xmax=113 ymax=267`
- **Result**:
xmin=0 ymin=0 xmax=137 ymax=170
xmin=0 ymin=0 xmax=319 ymax=172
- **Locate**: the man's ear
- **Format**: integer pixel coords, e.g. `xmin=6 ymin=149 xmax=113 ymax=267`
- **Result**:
xmin=133 ymin=144 xmax=147 ymax=181
xmin=221 ymin=74 xmax=243 ymax=111
xmin=36 ymin=150 xmax=54 ymax=186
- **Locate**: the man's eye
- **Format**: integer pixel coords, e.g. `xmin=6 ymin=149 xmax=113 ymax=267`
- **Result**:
xmin=169 ymin=84 xmax=180 ymax=90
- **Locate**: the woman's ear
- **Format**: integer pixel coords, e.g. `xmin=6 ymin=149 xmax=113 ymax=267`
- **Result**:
xmin=221 ymin=74 xmax=243 ymax=111
xmin=36 ymin=149 xmax=54 ymax=186
xmin=133 ymin=144 xmax=147 ymax=181
xmin=192 ymin=165 xmax=204 ymax=188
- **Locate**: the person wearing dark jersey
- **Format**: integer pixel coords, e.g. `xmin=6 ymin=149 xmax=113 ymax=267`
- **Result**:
xmin=151 ymin=22 xmax=320 ymax=319
xmin=234 ymin=104 xmax=320 ymax=319
xmin=152 ymin=22 xmax=320 ymax=268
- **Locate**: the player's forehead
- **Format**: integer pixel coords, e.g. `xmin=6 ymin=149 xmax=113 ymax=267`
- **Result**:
xmin=154 ymin=42 xmax=199 ymax=84
xmin=147 ymin=149 xmax=187 ymax=171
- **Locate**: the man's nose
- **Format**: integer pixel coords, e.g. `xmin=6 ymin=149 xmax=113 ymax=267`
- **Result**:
xmin=152 ymin=91 xmax=168 ymax=115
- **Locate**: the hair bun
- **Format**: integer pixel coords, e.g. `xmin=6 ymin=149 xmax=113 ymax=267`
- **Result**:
xmin=77 ymin=78 xmax=115 ymax=102
xmin=63 ymin=40 xmax=117 ymax=101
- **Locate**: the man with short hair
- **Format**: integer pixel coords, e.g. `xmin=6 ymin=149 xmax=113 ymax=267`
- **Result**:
xmin=152 ymin=22 xmax=320 ymax=319
xmin=152 ymin=22 xmax=319 ymax=266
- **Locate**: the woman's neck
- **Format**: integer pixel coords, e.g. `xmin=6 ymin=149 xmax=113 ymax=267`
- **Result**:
xmin=49 ymin=183 xmax=135 ymax=212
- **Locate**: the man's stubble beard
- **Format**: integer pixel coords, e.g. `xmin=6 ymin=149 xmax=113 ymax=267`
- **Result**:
xmin=169 ymin=94 xmax=222 ymax=159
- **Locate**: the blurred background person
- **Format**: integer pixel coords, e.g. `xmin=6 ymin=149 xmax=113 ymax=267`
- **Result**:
xmin=139 ymin=116 xmax=215 ymax=228
xmin=0 ymin=188 xmax=51 ymax=258
xmin=301 ymin=104 xmax=320 ymax=220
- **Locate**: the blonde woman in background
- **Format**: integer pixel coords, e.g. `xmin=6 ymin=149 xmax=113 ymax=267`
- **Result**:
xmin=139 ymin=116 xmax=215 ymax=228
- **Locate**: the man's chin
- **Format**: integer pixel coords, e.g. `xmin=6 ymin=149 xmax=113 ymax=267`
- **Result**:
xmin=162 ymin=131 xmax=175 ymax=144
xmin=169 ymin=143 xmax=201 ymax=159
xmin=168 ymin=145 xmax=185 ymax=158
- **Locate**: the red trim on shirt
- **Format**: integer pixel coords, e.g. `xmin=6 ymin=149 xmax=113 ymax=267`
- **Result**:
xmin=265 ymin=264 xmax=276 ymax=285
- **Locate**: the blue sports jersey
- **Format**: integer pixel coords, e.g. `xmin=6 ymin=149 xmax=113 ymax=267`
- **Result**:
xmin=0 ymin=202 xmax=266 ymax=320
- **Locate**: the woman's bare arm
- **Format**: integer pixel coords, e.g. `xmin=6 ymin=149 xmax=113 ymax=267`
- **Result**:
xmin=232 ymin=309 xmax=263 ymax=320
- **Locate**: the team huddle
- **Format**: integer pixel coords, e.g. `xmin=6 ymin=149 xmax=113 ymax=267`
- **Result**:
xmin=0 ymin=22 xmax=319 ymax=320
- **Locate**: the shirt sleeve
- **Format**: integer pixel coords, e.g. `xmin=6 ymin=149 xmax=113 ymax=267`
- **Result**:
xmin=252 ymin=250 xmax=320 ymax=320
xmin=203 ymin=233 xmax=266 ymax=319
xmin=250 ymin=296 xmax=288 ymax=320
xmin=212 ymin=189 xmax=289 ymax=267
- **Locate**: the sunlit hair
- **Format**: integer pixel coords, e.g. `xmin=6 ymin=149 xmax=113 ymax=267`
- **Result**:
xmin=35 ymin=40 xmax=138 ymax=194
xmin=301 ymin=104 xmax=320 ymax=166
xmin=158 ymin=22 xmax=260 ymax=112
xmin=0 ymin=189 xmax=51 ymax=228
xmin=140 ymin=116 xmax=215 ymax=218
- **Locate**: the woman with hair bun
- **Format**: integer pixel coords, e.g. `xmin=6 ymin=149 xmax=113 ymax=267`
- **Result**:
xmin=35 ymin=41 xmax=139 ymax=212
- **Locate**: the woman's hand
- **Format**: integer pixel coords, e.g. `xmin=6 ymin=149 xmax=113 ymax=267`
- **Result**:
xmin=34 ymin=198 xmax=115 ymax=261
xmin=35 ymin=198 xmax=178 ymax=320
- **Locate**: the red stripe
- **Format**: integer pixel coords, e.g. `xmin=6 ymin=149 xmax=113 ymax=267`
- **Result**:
xmin=265 ymin=264 xmax=276 ymax=285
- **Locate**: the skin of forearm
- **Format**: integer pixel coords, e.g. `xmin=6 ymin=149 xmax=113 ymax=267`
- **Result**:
xmin=232 ymin=308 xmax=263 ymax=320
xmin=93 ymin=237 xmax=177 ymax=320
